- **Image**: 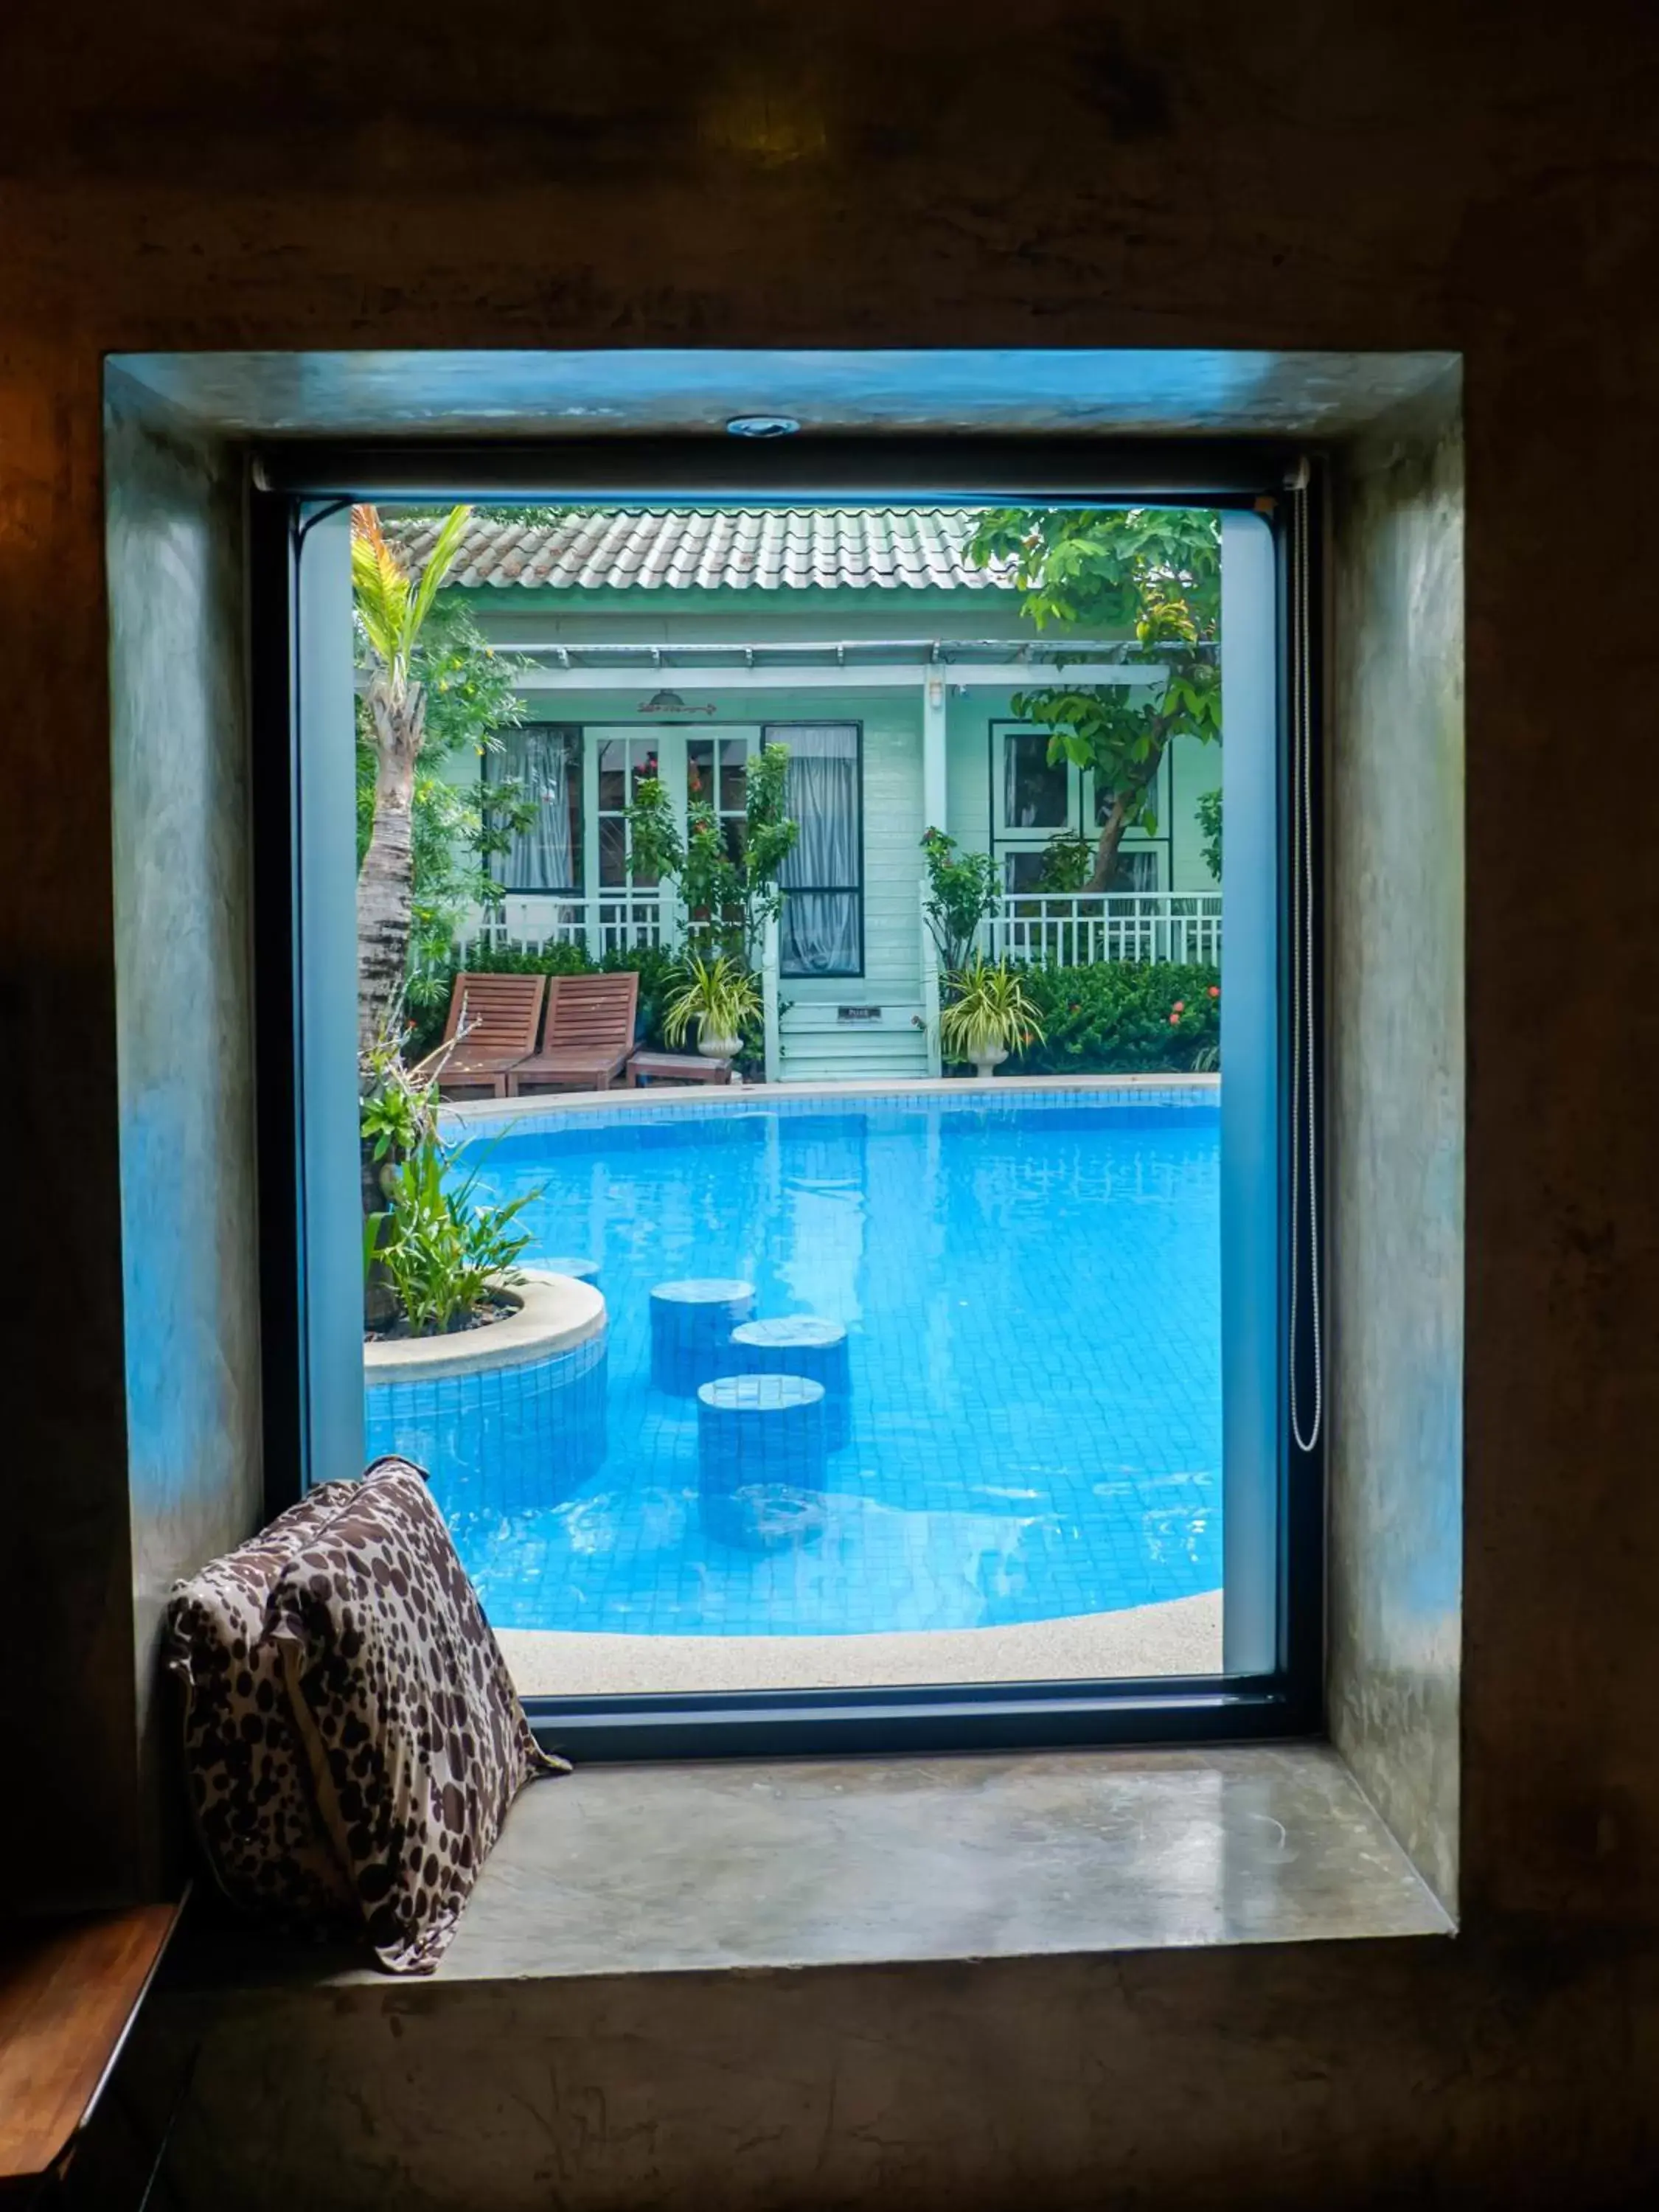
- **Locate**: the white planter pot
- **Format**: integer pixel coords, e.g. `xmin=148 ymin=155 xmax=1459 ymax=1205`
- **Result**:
xmin=970 ymin=1045 xmax=1009 ymax=1079
xmin=698 ymin=1033 xmax=741 ymax=1060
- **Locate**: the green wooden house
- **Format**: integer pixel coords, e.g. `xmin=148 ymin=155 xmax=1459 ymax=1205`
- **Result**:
xmin=420 ymin=509 xmax=1222 ymax=1082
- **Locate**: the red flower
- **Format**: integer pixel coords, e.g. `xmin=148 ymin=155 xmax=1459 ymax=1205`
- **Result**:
xmin=1169 ymin=1011 xmax=1181 ymax=1025
xmin=1172 ymin=1000 xmax=1185 ymax=1014
xmin=1208 ymin=985 xmax=1220 ymax=998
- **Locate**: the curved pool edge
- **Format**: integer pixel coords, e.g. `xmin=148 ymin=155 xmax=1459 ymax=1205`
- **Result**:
xmin=497 ymin=1590 xmax=1223 ymax=1697
xmin=442 ymin=1070 xmax=1220 ymax=1138
xmin=364 ymin=1269 xmax=606 ymax=1385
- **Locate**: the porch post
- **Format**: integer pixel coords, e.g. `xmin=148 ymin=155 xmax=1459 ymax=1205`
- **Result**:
xmin=920 ymin=879 xmax=942 ymax=1078
xmin=922 ymin=670 xmax=947 ymax=832
xmin=922 ymin=675 xmax=947 ymax=1075
xmin=762 ymin=908 xmax=781 ymax=1084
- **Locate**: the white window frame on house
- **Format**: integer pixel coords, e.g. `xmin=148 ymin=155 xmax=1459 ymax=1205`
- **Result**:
xmin=771 ymin=720 xmax=864 ymax=981
xmin=990 ymin=720 xmax=1167 ymax=894
xmin=487 ymin=723 xmax=584 ymax=894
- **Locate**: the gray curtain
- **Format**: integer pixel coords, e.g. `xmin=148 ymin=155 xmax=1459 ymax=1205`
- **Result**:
xmin=500 ymin=726 xmax=578 ymax=890
xmin=779 ymin=725 xmax=860 ymax=974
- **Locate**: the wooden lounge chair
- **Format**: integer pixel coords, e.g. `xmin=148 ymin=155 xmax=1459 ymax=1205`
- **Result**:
xmin=507 ymin=971 xmax=640 ymax=1096
xmin=429 ymin=972 xmax=547 ymax=1098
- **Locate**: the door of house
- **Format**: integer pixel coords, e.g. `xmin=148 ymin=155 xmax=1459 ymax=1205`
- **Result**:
xmin=582 ymin=725 xmax=761 ymax=930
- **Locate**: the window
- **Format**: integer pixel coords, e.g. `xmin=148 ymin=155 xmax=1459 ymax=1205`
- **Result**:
xmin=775 ymin=723 xmax=862 ymax=977
xmin=687 ymin=733 xmax=754 ymax=863
xmin=1003 ymin=728 xmax=1068 ymax=828
xmin=1108 ymin=849 xmax=1160 ymax=894
xmin=597 ymin=736 xmax=661 ymax=888
xmin=265 ymin=461 xmax=1315 ymax=1764
xmin=490 ymin=725 xmax=582 ymax=891
xmin=1095 ymin=756 xmax=1162 ymax=830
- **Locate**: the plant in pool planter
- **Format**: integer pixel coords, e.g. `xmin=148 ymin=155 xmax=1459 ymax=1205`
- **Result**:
xmin=358 ymin=1026 xmax=442 ymax=1327
xmin=937 ymin=956 xmax=1046 ymax=1079
xmin=661 ymin=953 xmax=762 ymax=1060
xmin=370 ymin=1138 xmax=540 ymax=1338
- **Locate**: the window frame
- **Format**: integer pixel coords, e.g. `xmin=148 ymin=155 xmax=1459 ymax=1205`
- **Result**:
xmin=251 ymin=441 xmax=1325 ymax=1762
xmin=768 ymin=718 xmax=866 ymax=981
xmin=486 ymin=721 xmax=585 ymax=895
xmin=988 ymin=717 xmax=1169 ymax=894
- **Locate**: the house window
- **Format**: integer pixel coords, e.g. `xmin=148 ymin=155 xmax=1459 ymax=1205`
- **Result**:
xmin=490 ymin=725 xmax=582 ymax=891
xmin=1094 ymin=757 xmax=1164 ymax=832
xmin=774 ymin=723 xmax=862 ymax=977
xmin=687 ymin=734 xmax=754 ymax=863
xmin=597 ymin=736 xmax=662 ymax=888
xmin=1003 ymin=729 xmax=1068 ymax=829
xmin=1108 ymin=848 xmax=1160 ymax=894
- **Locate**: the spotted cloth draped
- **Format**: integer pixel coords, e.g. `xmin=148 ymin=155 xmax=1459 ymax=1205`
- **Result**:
xmin=168 ymin=1457 xmax=566 ymax=1973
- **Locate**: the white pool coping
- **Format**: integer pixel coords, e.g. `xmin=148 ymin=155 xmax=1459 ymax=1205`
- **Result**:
xmin=498 ymin=1590 xmax=1223 ymax=1697
xmin=443 ymin=1070 xmax=1219 ymax=1132
xmin=363 ymin=1269 xmax=605 ymax=1383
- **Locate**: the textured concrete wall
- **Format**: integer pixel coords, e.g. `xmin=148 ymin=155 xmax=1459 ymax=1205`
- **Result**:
xmin=105 ymin=380 xmax=263 ymax=1891
xmin=4 ymin=0 xmax=1659 ymax=2196
xmin=144 ymin=1937 xmax=1659 ymax=2212
xmin=1328 ymin=392 xmax=1465 ymax=1907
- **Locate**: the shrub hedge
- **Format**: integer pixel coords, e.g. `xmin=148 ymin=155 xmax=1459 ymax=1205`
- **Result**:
xmin=1007 ymin=960 xmax=1220 ymax=1076
xmin=411 ymin=947 xmax=1217 ymax=1079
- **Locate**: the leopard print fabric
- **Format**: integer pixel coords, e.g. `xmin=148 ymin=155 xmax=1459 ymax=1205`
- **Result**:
xmin=164 ymin=1482 xmax=361 ymax=1933
xmin=266 ymin=1456 xmax=567 ymax=1974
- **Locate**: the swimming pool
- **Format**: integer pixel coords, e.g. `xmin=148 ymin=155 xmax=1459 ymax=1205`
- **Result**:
xmin=398 ymin=1088 xmax=1222 ymax=1639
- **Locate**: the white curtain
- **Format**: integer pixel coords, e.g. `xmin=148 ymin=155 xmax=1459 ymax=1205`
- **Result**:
xmin=778 ymin=725 xmax=860 ymax=975
xmin=499 ymin=726 xmax=578 ymax=890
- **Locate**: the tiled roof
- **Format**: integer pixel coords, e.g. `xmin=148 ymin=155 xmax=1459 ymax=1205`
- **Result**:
xmin=393 ymin=508 xmax=1015 ymax=591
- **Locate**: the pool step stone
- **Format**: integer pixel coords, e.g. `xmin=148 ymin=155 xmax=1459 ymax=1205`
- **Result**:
xmin=727 ymin=1316 xmax=852 ymax=1450
xmin=650 ymin=1278 xmax=757 ymax=1396
xmin=696 ymin=1373 xmax=829 ymax=1549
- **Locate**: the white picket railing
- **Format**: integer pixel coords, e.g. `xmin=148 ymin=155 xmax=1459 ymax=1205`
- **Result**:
xmin=463 ymin=890 xmax=673 ymax=961
xmin=978 ymin=891 xmax=1222 ymax=970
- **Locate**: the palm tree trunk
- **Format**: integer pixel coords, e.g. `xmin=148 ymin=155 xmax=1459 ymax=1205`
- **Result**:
xmin=357 ymin=680 xmax=424 ymax=1051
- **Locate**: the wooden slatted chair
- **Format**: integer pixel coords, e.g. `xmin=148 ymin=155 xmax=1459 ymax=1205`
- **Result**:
xmin=430 ymin=973 xmax=547 ymax=1098
xmin=506 ymin=972 xmax=640 ymax=1096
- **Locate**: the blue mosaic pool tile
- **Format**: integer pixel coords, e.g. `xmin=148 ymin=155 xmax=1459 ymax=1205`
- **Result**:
xmin=386 ymin=1091 xmax=1222 ymax=1638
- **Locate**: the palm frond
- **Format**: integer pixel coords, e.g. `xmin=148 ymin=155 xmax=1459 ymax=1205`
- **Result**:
xmin=407 ymin=505 xmax=473 ymax=643
xmin=351 ymin=505 xmax=411 ymax=671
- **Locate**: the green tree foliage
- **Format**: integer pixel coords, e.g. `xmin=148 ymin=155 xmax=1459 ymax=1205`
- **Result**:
xmin=1013 ymin=961 xmax=1222 ymax=1076
xmin=919 ymin=827 xmax=1001 ymax=973
xmin=1195 ymin=786 xmax=1222 ymax=883
xmin=625 ymin=740 xmax=799 ymax=964
xmin=967 ymin=508 xmax=1222 ymax=892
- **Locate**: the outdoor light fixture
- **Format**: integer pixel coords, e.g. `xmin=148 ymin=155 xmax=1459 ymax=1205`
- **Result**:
xmin=638 ymin=689 xmax=716 ymax=714
xmin=726 ymin=415 xmax=800 ymax=437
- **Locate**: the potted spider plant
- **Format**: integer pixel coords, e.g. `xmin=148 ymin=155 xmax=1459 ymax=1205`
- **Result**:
xmin=662 ymin=953 xmax=762 ymax=1060
xmin=938 ymin=956 xmax=1046 ymax=1079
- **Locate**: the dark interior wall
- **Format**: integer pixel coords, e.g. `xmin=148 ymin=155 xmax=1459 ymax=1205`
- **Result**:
xmin=105 ymin=376 xmax=262 ymax=1893
xmin=2 ymin=0 xmax=1658 ymax=2194
xmin=1328 ymin=389 xmax=1464 ymax=1910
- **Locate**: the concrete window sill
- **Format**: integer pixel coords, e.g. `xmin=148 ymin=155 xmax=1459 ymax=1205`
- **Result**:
xmin=209 ymin=1744 xmax=1450 ymax=1994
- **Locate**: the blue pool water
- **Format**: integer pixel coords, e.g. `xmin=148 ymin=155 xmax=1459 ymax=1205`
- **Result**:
xmin=411 ymin=1092 xmax=1222 ymax=1637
